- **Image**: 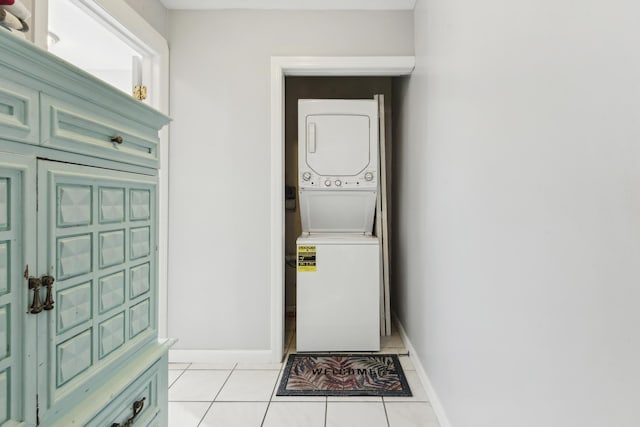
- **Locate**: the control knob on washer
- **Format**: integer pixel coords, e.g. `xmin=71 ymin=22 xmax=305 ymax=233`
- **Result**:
xmin=335 ymin=180 xmax=342 ymax=187
xmin=324 ymin=180 xmax=332 ymax=187
xmin=364 ymin=172 xmax=374 ymax=181
xmin=302 ymin=172 xmax=311 ymax=181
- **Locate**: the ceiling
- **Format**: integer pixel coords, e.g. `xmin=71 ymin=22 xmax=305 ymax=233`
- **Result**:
xmin=159 ymin=0 xmax=416 ymax=10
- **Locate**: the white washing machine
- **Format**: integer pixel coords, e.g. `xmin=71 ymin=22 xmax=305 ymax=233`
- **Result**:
xmin=296 ymin=234 xmax=380 ymax=351
xmin=296 ymin=99 xmax=380 ymax=352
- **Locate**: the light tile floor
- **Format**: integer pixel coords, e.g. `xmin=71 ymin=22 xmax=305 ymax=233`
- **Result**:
xmin=168 ymin=316 xmax=440 ymax=427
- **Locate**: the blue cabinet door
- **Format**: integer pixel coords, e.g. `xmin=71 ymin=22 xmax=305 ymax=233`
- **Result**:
xmin=35 ymin=160 xmax=157 ymax=426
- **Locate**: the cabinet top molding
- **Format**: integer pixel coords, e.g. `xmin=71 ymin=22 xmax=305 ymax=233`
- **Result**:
xmin=0 ymin=30 xmax=170 ymax=129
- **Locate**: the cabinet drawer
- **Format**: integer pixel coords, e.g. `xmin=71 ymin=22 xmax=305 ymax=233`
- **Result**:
xmin=0 ymin=76 xmax=39 ymax=144
xmin=40 ymin=93 xmax=159 ymax=168
xmin=143 ymin=413 xmax=160 ymax=427
xmin=86 ymin=361 xmax=160 ymax=427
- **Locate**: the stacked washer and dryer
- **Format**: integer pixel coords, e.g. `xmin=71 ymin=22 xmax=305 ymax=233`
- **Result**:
xmin=296 ymin=99 xmax=381 ymax=352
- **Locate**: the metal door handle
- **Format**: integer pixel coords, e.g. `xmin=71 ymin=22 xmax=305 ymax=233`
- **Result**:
xmin=111 ymin=397 xmax=145 ymax=427
xmin=28 ymin=277 xmax=42 ymax=314
xmin=42 ymin=275 xmax=55 ymax=310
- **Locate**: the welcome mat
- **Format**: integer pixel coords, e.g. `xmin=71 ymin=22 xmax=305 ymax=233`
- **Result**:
xmin=277 ymin=354 xmax=412 ymax=397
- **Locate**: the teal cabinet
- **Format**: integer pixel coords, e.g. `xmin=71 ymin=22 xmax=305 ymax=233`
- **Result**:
xmin=0 ymin=30 xmax=170 ymax=427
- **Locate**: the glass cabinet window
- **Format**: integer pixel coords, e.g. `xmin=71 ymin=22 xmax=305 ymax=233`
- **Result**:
xmin=48 ymin=0 xmax=142 ymax=95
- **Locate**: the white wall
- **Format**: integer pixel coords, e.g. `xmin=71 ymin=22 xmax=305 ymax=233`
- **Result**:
xmin=393 ymin=1 xmax=640 ymax=426
xmin=168 ymin=10 xmax=413 ymax=351
xmin=124 ymin=0 xmax=168 ymax=38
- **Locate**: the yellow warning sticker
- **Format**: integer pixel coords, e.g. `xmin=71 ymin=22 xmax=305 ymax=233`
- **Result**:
xmin=298 ymin=245 xmax=317 ymax=272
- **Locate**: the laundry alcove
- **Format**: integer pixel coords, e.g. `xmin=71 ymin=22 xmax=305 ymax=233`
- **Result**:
xmin=283 ymin=76 xmax=400 ymax=353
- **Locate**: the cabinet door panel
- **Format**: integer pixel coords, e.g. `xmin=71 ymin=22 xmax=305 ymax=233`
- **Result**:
xmin=0 ymin=77 xmax=39 ymax=145
xmin=37 ymin=160 xmax=157 ymax=425
xmin=0 ymin=153 xmax=36 ymax=427
xmin=40 ymin=93 xmax=159 ymax=168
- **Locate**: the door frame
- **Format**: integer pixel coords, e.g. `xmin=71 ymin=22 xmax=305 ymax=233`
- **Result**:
xmin=269 ymin=56 xmax=415 ymax=362
xmin=33 ymin=0 xmax=171 ymax=338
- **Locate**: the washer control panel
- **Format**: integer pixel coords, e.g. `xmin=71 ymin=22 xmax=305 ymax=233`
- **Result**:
xmin=299 ymin=169 xmax=377 ymax=189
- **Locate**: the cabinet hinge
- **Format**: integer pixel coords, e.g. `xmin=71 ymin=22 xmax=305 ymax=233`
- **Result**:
xmin=133 ymin=85 xmax=147 ymax=101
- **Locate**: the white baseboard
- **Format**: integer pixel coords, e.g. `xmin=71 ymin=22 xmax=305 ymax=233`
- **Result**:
xmin=169 ymin=349 xmax=276 ymax=363
xmin=395 ymin=318 xmax=453 ymax=427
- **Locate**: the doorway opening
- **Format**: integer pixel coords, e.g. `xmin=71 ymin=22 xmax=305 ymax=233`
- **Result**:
xmin=269 ymin=57 xmax=415 ymax=362
xmin=284 ymin=77 xmax=395 ymax=353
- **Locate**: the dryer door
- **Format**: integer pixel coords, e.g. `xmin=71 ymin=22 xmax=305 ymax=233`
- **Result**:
xmin=304 ymin=114 xmax=371 ymax=176
xmin=298 ymin=99 xmax=378 ymax=181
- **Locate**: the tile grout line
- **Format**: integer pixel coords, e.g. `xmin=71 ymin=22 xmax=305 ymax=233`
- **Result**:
xmin=168 ymin=367 xmax=188 ymax=389
xmin=196 ymin=363 xmax=237 ymax=427
xmin=324 ymin=397 xmax=328 ymax=427
xmin=167 ymin=361 xmax=193 ymax=390
xmin=167 ymin=363 xmax=192 ymax=404
xmin=260 ymin=356 xmax=288 ymax=427
xmin=382 ymin=397 xmax=392 ymax=427
xmin=260 ymin=317 xmax=294 ymax=425
xmin=196 ymin=401 xmax=215 ymax=427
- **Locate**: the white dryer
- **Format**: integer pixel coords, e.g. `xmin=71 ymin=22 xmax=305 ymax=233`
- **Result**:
xmin=296 ymin=99 xmax=380 ymax=352
xmin=298 ymin=99 xmax=379 ymax=233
